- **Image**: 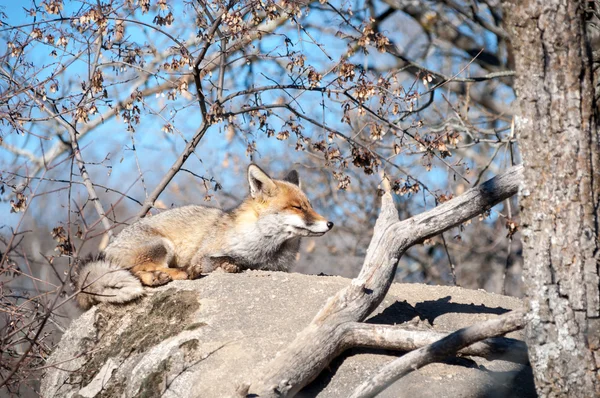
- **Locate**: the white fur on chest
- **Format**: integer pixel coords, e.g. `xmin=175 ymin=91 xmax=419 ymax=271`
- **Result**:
xmin=223 ymin=214 xmax=300 ymax=269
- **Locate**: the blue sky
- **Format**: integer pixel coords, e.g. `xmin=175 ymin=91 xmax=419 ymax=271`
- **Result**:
xmin=0 ymin=0 xmax=512 ymax=234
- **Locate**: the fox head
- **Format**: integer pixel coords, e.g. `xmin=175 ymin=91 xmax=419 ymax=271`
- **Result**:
xmin=244 ymin=164 xmax=334 ymax=237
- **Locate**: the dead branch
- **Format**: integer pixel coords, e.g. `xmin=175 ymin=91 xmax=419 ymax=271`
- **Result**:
xmin=342 ymin=322 xmax=528 ymax=364
xmin=247 ymin=165 xmax=523 ymax=397
xmin=64 ymin=121 xmax=114 ymax=238
xmin=134 ymin=122 xmax=209 ymax=220
xmin=0 ymin=265 xmax=74 ymax=389
xmin=192 ymin=8 xmax=227 ymax=120
xmin=349 ymin=309 xmax=526 ymax=398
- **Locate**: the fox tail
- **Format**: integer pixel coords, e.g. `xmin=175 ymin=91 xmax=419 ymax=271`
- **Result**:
xmin=75 ymin=254 xmax=144 ymax=309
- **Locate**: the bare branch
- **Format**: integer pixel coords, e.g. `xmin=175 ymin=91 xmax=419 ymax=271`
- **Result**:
xmin=343 ymin=321 xmax=528 ymax=364
xmin=349 ymin=309 xmax=526 ymax=398
xmin=134 ymin=123 xmax=209 ymax=219
xmin=64 ymin=121 xmax=114 ymax=238
xmin=247 ymin=165 xmax=523 ymax=397
xmin=193 ymin=9 xmax=227 ymax=120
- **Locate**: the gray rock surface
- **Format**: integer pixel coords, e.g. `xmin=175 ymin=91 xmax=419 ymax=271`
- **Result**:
xmin=41 ymin=271 xmax=535 ymax=398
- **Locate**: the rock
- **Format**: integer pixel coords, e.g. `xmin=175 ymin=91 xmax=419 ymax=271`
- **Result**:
xmin=41 ymin=271 xmax=535 ymax=398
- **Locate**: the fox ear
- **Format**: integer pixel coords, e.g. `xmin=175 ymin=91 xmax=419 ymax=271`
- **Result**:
xmin=283 ymin=170 xmax=301 ymax=188
xmin=248 ymin=164 xmax=277 ymax=198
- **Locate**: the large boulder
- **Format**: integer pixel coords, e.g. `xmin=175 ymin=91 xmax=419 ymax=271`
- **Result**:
xmin=41 ymin=271 xmax=535 ymax=397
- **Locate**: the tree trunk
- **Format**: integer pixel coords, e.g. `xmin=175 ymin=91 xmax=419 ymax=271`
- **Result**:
xmin=503 ymin=0 xmax=600 ymax=395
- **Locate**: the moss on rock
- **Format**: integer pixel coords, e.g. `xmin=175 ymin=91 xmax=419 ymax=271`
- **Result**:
xmin=136 ymin=358 xmax=171 ymax=398
xmin=75 ymin=289 xmax=200 ymax=395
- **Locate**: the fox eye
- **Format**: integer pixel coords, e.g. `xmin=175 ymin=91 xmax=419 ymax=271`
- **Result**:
xmin=292 ymin=205 xmax=302 ymax=210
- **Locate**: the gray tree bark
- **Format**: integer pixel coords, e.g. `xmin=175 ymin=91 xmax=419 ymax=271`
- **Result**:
xmin=503 ymin=0 xmax=600 ymax=395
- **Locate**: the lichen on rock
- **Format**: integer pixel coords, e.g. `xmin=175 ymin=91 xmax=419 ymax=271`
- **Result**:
xmin=41 ymin=271 xmax=535 ymax=398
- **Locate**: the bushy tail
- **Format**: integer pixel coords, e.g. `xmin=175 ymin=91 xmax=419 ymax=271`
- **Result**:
xmin=75 ymin=255 xmax=144 ymax=309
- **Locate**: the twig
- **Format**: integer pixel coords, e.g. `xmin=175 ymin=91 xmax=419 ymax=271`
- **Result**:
xmin=135 ymin=123 xmax=209 ymax=219
xmin=440 ymin=233 xmax=457 ymax=285
xmin=0 ymin=266 xmax=74 ymax=388
xmin=57 ymin=116 xmax=114 ymax=238
xmin=192 ymin=6 xmax=229 ymax=119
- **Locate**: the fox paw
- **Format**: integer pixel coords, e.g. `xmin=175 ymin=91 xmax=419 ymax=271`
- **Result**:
xmin=168 ymin=269 xmax=189 ymax=280
xmin=137 ymin=270 xmax=172 ymax=286
xmin=219 ymin=261 xmax=241 ymax=273
xmin=151 ymin=271 xmax=172 ymax=285
xmin=209 ymin=258 xmax=242 ymax=273
xmin=187 ymin=256 xmax=241 ymax=277
xmin=187 ymin=265 xmax=204 ymax=280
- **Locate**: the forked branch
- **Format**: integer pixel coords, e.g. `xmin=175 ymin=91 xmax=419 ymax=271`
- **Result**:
xmin=247 ymin=165 xmax=524 ymax=397
xmin=342 ymin=321 xmax=528 ymax=364
xmin=350 ymin=309 xmax=526 ymax=398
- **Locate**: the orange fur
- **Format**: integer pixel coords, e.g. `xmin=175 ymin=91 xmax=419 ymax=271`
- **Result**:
xmin=75 ymin=164 xmax=333 ymax=308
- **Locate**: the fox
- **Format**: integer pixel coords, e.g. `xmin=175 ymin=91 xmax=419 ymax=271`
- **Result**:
xmin=75 ymin=164 xmax=334 ymax=309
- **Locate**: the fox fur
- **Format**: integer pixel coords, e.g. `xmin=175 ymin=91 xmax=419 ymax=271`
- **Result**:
xmin=75 ymin=164 xmax=333 ymax=309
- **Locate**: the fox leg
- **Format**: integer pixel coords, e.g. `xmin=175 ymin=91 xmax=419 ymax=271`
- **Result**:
xmin=133 ymin=266 xmax=189 ymax=287
xmin=188 ymin=254 xmax=241 ymax=278
xmin=135 ymin=268 xmax=188 ymax=286
xmin=129 ymin=239 xmax=188 ymax=286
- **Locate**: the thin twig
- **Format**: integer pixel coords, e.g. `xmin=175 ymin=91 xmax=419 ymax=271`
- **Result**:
xmin=440 ymin=233 xmax=457 ymax=285
xmin=135 ymin=123 xmax=209 ymax=219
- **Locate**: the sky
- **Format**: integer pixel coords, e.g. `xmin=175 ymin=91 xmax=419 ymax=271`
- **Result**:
xmin=0 ymin=0 xmax=512 ymax=236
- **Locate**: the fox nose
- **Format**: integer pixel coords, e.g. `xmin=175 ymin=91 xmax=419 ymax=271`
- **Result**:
xmin=326 ymin=221 xmax=334 ymax=230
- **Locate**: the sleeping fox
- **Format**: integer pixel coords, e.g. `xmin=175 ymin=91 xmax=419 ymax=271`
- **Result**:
xmin=75 ymin=164 xmax=334 ymax=309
